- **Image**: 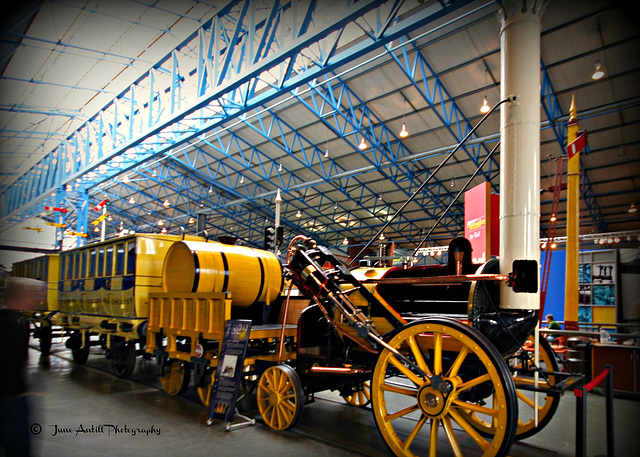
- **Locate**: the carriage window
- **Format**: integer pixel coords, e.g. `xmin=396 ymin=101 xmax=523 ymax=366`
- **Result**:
xmin=115 ymin=243 xmax=125 ymax=275
xmin=74 ymin=252 xmax=81 ymax=279
xmin=44 ymin=258 xmax=49 ymax=281
xmin=63 ymin=254 xmax=73 ymax=280
xmin=98 ymin=248 xmax=105 ymax=277
xmin=105 ymin=245 xmax=113 ymax=276
xmin=88 ymin=249 xmax=96 ymax=278
xmin=80 ymin=251 xmax=86 ymax=279
xmin=126 ymin=240 xmax=136 ymax=275
xmin=60 ymin=255 xmax=66 ymax=280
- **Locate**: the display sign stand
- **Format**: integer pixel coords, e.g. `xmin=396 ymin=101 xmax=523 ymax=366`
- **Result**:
xmin=205 ymin=319 xmax=255 ymax=431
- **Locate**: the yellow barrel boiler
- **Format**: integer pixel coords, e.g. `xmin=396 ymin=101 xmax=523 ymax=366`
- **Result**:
xmin=163 ymin=240 xmax=283 ymax=307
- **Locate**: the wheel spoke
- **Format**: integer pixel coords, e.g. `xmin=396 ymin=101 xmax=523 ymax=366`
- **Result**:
xmin=402 ymin=414 xmax=427 ymax=451
xmin=442 ymin=415 xmax=463 ymax=457
xmin=433 ymin=331 xmax=443 ymax=375
xmin=384 ymin=403 xmax=420 ymax=423
xmin=380 ymin=382 xmax=418 ymax=397
xmin=447 ymin=345 xmax=470 ymax=378
xmin=428 ymin=418 xmax=439 ymax=456
xmin=516 ymin=389 xmax=537 ymax=409
xmin=449 ymin=408 xmax=491 ymax=451
xmin=457 ymin=372 xmax=491 ymax=391
xmin=452 ymin=399 xmax=499 ymax=418
xmin=387 ymin=353 xmax=425 ymax=387
xmin=408 ymin=336 xmax=430 ymax=376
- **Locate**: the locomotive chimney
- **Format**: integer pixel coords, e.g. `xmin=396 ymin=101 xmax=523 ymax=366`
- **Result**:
xmin=497 ymin=1 xmax=547 ymax=310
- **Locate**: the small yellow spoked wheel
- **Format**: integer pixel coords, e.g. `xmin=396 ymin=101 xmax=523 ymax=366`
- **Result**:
xmin=257 ymin=364 xmax=304 ymax=431
xmin=343 ymin=381 xmax=371 ymax=407
xmin=161 ymin=360 xmax=191 ymax=396
xmin=371 ymin=318 xmax=517 ymax=457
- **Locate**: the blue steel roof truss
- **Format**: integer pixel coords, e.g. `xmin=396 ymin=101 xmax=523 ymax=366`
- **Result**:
xmin=2 ymin=0 xmax=618 ymax=253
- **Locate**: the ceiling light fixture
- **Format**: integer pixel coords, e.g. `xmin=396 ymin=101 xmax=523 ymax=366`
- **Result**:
xmin=240 ymin=175 xmax=244 ymax=184
xmin=325 ymin=140 xmax=330 ymax=158
xmin=157 ymin=220 xmax=164 ymax=226
xmin=550 ymin=214 xmax=557 ymax=222
xmin=450 ymin=177 xmax=455 ymax=188
xmin=188 ymin=217 xmax=195 ymax=224
xmin=480 ymin=96 xmax=490 ymax=114
xmin=163 ymin=199 xmax=170 ymax=207
xmin=480 ymin=68 xmax=490 ymax=113
xmin=161 ymin=227 xmax=167 ymax=234
xmin=399 ymin=98 xmax=409 ymax=138
xmin=592 ymin=60 xmax=604 ymax=80
xmin=343 ymin=237 xmax=348 ymax=245
xmin=359 ymin=138 xmax=367 ymax=150
xmin=128 ymin=196 xmax=136 ymax=204
xmin=629 ymin=203 xmax=638 ymax=213
xmin=295 ymin=210 xmax=302 ymax=218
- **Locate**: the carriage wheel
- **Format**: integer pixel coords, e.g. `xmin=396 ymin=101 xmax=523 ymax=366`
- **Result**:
xmin=196 ymin=369 xmax=216 ymax=407
xmin=343 ymin=381 xmax=371 ymax=407
xmin=111 ymin=341 xmax=137 ymax=378
xmin=39 ymin=325 xmax=52 ymax=355
xmin=257 ymin=364 xmax=304 ymax=431
xmin=371 ymin=319 xmax=517 ymax=457
xmin=161 ymin=360 xmax=191 ymax=396
xmin=70 ymin=332 xmax=90 ymax=365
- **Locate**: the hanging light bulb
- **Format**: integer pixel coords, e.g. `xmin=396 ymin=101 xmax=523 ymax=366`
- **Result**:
xmin=128 ymin=196 xmax=136 ymax=204
xmin=295 ymin=210 xmax=302 ymax=218
xmin=123 ymin=175 xmax=130 ymax=184
xmin=550 ymin=214 xmax=557 ymax=222
xmin=592 ymin=60 xmax=604 ymax=80
xmin=188 ymin=217 xmax=195 ymax=224
xmin=278 ymin=163 xmax=283 ymax=172
xmin=161 ymin=227 xmax=167 ymax=234
xmin=480 ymin=96 xmax=490 ymax=113
xmin=240 ymin=175 xmax=244 ymax=184
xmin=208 ymin=186 xmax=213 ymax=194
xmin=343 ymin=237 xmax=348 ymax=245
xmin=379 ymin=233 xmax=385 ymax=240
xmin=94 ymin=226 xmax=100 ymax=232
xmin=399 ymin=123 xmax=408 ymax=138
xmin=629 ymin=203 xmax=637 ymax=213
xmin=359 ymin=138 xmax=367 ymax=150
xmin=163 ymin=199 xmax=170 ymax=207
xmin=157 ymin=220 xmax=164 ymax=226
xmin=450 ymin=177 xmax=456 ymax=188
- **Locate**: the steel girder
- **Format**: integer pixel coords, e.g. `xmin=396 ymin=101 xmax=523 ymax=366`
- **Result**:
xmin=1 ymin=0 xmax=476 ymax=246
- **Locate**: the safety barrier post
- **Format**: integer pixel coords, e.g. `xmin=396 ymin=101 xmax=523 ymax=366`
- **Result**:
xmin=606 ymin=364 xmax=614 ymax=457
xmin=574 ymin=364 xmax=614 ymax=457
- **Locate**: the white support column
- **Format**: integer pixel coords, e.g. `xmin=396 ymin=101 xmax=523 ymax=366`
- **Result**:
xmin=498 ymin=1 xmax=547 ymax=310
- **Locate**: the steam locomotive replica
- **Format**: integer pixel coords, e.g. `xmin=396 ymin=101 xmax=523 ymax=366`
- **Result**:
xmin=12 ymin=227 xmax=573 ymax=457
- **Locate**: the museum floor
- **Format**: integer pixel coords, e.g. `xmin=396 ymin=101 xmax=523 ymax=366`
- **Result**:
xmin=19 ymin=344 xmax=640 ymax=457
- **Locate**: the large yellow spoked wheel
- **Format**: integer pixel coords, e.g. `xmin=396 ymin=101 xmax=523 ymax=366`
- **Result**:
xmin=371 ymin=318 xmax=517 ymax=457
xmin=460 ymin=334 xmax=560 ymax=441
xmin=257 ymin=364 xmax=304 ymax=431
xmin=160 ymin=360 xmax=191 ymax=396
xmin=343 ymin=381 xmax=371 ymax=407
xmin=510 ymin=334 xmax=560 ymax=439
